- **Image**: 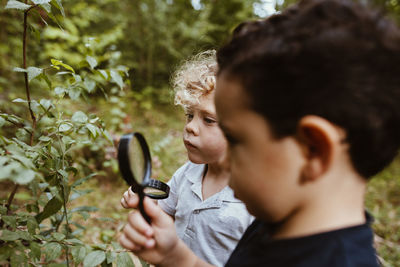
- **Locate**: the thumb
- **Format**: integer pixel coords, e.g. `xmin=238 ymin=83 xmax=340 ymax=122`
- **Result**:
xmin=143 ymin=197 xmax=172 ymax=227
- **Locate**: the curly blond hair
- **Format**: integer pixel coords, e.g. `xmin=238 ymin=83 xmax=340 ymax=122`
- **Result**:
xmin=171 ymin=50 xmax=217 ymax=108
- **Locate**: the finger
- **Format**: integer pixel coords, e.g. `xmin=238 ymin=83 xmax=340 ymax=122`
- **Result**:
xmin=123 ymin=222 xmax=155 ymax=248
xmin=119 ymin=233 xmax=142 ymax=251
xmin=143 ymin=197 xmax=172 ymax=228
xmin=128 ymin=210 xmax=154 ymax=237
xmin=128 ymin=186 xmax=135 ymax=195
xmin=121 ymin=197 xmax=128 ymax=208
xmin=124 ymin=192 xmax=139 ymax=208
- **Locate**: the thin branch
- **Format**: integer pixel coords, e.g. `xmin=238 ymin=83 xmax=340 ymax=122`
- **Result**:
xmin=6 ymin=185 xmax=19 ymax=214
xmin=4 ymin=118 xmax=32 ymax=135
xmin=5 ymin=2 xmax=39 ymax=220
xmin=58 ymin=132 xmax=70 ymax=266
xmin=23 ymin=5 xmax=38 ymax=146
xmin=61 ymin=183 xmax=70 ymax=267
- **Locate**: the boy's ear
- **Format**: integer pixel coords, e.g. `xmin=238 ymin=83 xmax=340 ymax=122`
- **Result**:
xmin=297 ymin=115 xmax=343 ymax=183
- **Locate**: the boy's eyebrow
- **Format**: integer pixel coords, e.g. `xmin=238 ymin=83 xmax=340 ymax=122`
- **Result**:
xmin=200 ymin=110 xmax=217 ymax=118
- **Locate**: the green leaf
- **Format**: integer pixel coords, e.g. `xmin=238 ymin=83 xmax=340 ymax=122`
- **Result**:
xmin=0 ymin=205 xmax=7 ymax=215
xmin=13 ymin=67 xmax=26 ymax=72
xmin=39 ymin=73 xmax=52 ymax=89
xmin=39 ymin=99 xmax=52 ymax=110
xmin=5 ymin=0 xmax=31 ymax=10
xmin=72 ymin=173 xmax=96 ymax=187
xmin=10 ymin=250 xmax=28 ymax=267
xmin=2 ymin=215 xmax=17 ymax=229
xmin=71 ymin=206 xmax=98 ymax=213
xmin=39 ymin=136 xmax=52 ymax=142
xmin=51 ymin=59 xmax=75 ymax=73
xmin=32 ymin=0 xmax=51 ymax=4
xmin=26 ymin=67 xmax=43 ymax=82
xmin=30 ymin=241 xmax=41 ymax=260
xmin=27 ymin=217 xmax=39 ymax=234
xmin=53 ymin=0 xmax=65 ymax=17
xmin=0 ymin=229 xmax=20 ymax=241
xmin=30 ymin=23 xmax=42 ymax=42
xmin=16 ymin=128 xmax=28 ymax=140
xmin=83 ymin=250 xmax=106 ymax=267
xmin=72 ymin=111 xmax=88 ymax=124
xmin=98 ymin=69 xmax=108 ymax=80
xmin=68 ymin=86 xmax=81 ymax=100
xmin=116 ymin=252 xmax=135 ymax=267
xmin=86 ymin=123 xmax=98 ymax=138
xmin=84 ymin=78 xmax=96 ymax=93
xmin=40 ymin=2 xmax=51 ymax=12
xmin=0 ymin=117 xmax=5 ymax=127
xmin=86 ymin=56 xmax=98 ymax=69
xmin=17 ymin=230 xmax=33 ymax=241
xmin=51 ymin=232 xmax=65 ymax=241
xmin=12 ymin=98 xmax=27 ymax=103
xmin=59 ymin=122 xmax=73 ymax=132
xmin=12 ymin=154 xmax=34 ymax=168
xmin=110 ymin=70 xmax=124 ymax=89
xmin=71 ymin=246 xmax=86 ymax=265
xmin=102 ymin=129 xmax=114 ymax=145
xmin=72 ymin=73 xmax=82 ymax=83
xmin=43 ymin=242 xmax=63 ymax=262
xmin=48 ymin=264 xmax=67 ymax=267
xmin=106 ymin=251 xmax=116 ymax=264
xmin=78 ymin=211 xmax=90 ymax=220
xmin=57 ymin=169 xmax=68 ymax=178
xmin=92 ymin=243 xmax=107 ymax=250
xmin=0 ymin=245 xmax=12 ymax=261
xmin=64 ymin=238 xmax=83 ymax=245
xmin=14 ymin=168 xmax=36 ymax=184
xmin=54 ymin=86 xmax=66 ymax=95
xmin=35 ymin=196 xmax=63 ymax=223
xmin=111 ymin=241 xmax=123 ymax=250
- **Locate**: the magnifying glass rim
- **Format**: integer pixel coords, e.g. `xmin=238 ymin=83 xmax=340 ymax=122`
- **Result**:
xmin=143 ymin=178 xmax=170 ymax=199
xmin=118 ymin=132 xmax=170 ymax=199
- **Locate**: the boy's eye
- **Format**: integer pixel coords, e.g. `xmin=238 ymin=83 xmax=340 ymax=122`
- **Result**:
xmin=204 ymin=117 xmax=217 ymax=124
xmin=185 ymin=114 xmax=194 ymax=121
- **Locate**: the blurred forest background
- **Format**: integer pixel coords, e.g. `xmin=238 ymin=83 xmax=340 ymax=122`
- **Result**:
xmin=0 ymin=0 xmax=399 ymax=266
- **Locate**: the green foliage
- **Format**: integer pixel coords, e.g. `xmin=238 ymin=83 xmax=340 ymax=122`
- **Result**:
xmin=0 ymin=1 xmax=131 ymax=266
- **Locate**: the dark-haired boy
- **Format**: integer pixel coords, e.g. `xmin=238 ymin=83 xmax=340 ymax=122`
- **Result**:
xmin=119 ymin=0 xmax=400 ymax=266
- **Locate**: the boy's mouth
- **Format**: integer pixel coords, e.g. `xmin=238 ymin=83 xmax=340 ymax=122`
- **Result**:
xmin=184 ymin=140 xmax=197 ymax=149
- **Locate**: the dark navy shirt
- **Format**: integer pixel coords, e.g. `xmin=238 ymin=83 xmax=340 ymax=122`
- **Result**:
xmin=225 ymin=215 xmax=379 ymax=267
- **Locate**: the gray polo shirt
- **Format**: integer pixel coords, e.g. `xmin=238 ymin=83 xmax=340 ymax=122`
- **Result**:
xmin=159 ymin=161 xmax=254 ymax=267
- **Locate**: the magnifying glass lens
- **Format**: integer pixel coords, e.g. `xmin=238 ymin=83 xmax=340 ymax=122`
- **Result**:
xmin=128 ymin=137 xmax=145 ymax=183
xmin=144 ymin=187 xmax=166 ymax=195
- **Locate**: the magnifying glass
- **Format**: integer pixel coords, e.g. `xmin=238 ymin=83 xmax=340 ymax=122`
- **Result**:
xmin=117 ymin=132 xmax=170 ymax=223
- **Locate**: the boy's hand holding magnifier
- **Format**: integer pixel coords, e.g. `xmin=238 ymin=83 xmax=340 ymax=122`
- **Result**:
xmin=117 ymin=132 xmax=209 ymax=266
xmin=117 ymin=132 xmax=170 ymax=221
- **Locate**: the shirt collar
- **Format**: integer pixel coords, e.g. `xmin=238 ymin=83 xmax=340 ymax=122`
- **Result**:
xmin=184 ymin=162 xmax=241 ymax=203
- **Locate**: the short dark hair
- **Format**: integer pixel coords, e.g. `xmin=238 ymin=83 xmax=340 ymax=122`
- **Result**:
xmin=217 ymin=0 xmax=400 ymax=178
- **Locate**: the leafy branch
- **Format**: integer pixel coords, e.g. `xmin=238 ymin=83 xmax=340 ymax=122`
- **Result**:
xmin=6 ymin=1 xmax=39 ymax=218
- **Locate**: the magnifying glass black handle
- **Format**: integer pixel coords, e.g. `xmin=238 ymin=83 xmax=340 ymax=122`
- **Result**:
xmin=138 ymin=191 xmax=151 ymax=224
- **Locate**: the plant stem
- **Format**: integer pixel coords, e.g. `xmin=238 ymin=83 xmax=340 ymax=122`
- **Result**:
xmin=6 ymin=185 xmax=19 ymax=215
xmin=23 ymin=5 xmax=38 ymax=146
xmin=62 ymin=185 xmax=70 ymax=267
xmin=57 ymin=132 xmax=70 ymax=266
xmin=5 ymin=2 xmax=39 ymax=225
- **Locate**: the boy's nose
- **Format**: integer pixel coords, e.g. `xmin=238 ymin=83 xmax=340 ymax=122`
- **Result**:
xmin=185 ymin=119 xmax=199 ymax=136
